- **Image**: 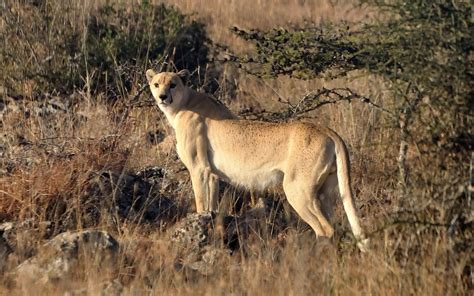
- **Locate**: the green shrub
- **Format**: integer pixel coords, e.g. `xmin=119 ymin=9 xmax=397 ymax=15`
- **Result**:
xmin=1 ymin=1 xmax=210 ymax=97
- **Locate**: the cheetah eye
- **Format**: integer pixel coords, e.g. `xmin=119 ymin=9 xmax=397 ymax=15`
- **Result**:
xmin=169 ymin=83 xmax=176 ymax=89
xmin=154 ymin=83 xmax=159 ymax=88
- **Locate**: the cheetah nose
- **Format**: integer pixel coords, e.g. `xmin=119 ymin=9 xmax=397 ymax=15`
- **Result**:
xmin=159 ymin=94 xmax=167 ymax=100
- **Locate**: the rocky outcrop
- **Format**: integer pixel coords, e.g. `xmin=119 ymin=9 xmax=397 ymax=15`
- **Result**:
xmin=170 ymin=212 xmax=239 ymax=275
xmin=169 ymin=199 xmax=291 ymax=275
xmin=16 ymin=230 xmax=118 ymax=284
xmin=170 ymin=212 xmax=244 ymax=253
xmin=82 ymin=167 xmax=177 ymax=226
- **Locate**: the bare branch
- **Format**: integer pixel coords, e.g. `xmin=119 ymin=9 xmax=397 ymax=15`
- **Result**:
xmin=239 ymin=87 xmax=395 ymax=121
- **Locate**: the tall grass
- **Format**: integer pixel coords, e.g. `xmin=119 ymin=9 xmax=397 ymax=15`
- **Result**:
xmin=0 ymin=0 xmax=470 ymax=294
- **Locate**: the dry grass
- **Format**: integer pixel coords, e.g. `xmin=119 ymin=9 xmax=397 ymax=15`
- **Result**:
xmin=0 ymin=0 xmax=469 ymax=295
xmin=158 ymin=0 xmax=368 ymax=52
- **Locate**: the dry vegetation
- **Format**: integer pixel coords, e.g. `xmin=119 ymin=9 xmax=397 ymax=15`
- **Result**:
xmin=0 ymin=0 xmax=471 ymax=295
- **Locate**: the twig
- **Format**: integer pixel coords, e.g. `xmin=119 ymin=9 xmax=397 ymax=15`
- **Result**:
xmin=239 ymin=87 xmax=395 ymax=122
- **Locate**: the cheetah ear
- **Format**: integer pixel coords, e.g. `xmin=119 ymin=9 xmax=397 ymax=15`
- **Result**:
xmin=177 ymin=69 xmax=190 ymax=84
xmin=146 ymin=69 xmax=157 ymax=84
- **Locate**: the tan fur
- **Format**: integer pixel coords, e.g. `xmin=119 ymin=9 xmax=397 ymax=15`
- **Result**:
xmin=146 ymin=69 xmax=236 ymax=124
xmin=147 ymin=69 xmax=369 ymax=251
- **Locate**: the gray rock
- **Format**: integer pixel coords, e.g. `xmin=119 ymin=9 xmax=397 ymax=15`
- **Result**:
xmin=169 ymin=197 xmax=294 ymax=276
xmin=184 ymin=246 xmax=231 ymax=276
xmin=16 ymin=230 xmax=118 ymax=284
xmin=170 ymin=212 xmax=244 ymax=275
xmin=0 ymin=220 xmax=53 ymax=237
xmin=0 ymin=220 xmax=54 ymax=261
xmin=0 ymin=230 xmax=13 ymax=272
xmin=135 ymin=166 xmax=165 ymax=185
xmin=101 ymin=279 xmax=124 ymax=296
xmin=0 ymin=222 xmax=14 ymax=233
xmin=170 ymin=199 xmax=292 ymax=254
xmin=83 ymin=168 xmax=176 ymax=225
xmin=64 ymin=279 xmax=124 ymax=296
xmin=170 ymin=212 xmax=215 ymax=252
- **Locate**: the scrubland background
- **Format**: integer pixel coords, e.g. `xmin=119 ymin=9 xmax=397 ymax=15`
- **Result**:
xmin=0 ymin=0 xmax=471 ymax=295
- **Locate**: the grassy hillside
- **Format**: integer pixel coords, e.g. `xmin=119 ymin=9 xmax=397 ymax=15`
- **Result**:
xmin=0 ymin=0 xmax=471 ymax=294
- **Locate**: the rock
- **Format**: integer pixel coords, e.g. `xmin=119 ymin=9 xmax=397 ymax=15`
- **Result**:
xmin=0 ymin=222 xmax=14 ymax=233
xmin=0 ymin=220 xmax=53 ymax=238
xmin=170 ymin=212 xmax=244 ymax=251
xmin=0 ymin=94 xmax=77 ymax=118
xmin=0 ymin=229 xmax=13 ymax=272
xmin=168 ymin=196 xmax=296 ymax=277
xmin=64 ymin=279 xmax=124 ymax=296
xmin=170 ymin=197 xmax=293 ymax=253
xmin=180 ymin=246 xmax=231 ymax=276
xmin=135 ymin=166 xmax=165 ymax=185
xmin=170 ymin=212 xmax=244 ymax=275
xmin=170 ymin=212 xmax=215 ymax=252
xmin=16 ymin=230 xmax=118 ymax=284
xmin=0 ymin=220 xmax=54 ymax=261
xmin=101 ymin=279 xmax=124 ymax=295
xmin=83 ymin=168 xmax=176 ymax=225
